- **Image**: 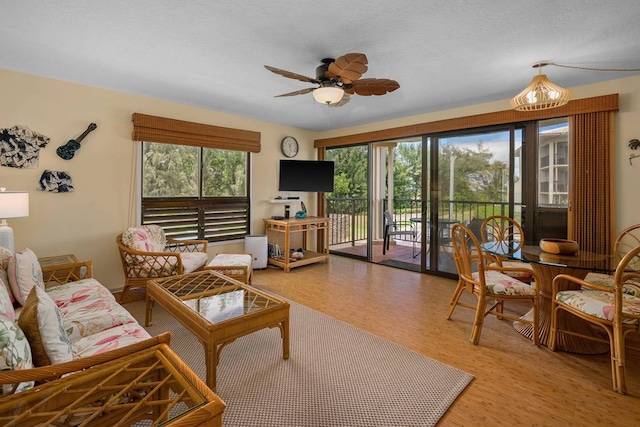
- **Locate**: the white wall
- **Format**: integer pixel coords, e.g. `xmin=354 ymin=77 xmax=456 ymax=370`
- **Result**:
xmin=1 ymin=68 xmax=639 ymax=291
xmin=0 ymin=68 xmax=316 ymax=290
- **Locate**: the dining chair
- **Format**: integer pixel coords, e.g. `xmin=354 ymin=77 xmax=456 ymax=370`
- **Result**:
xmin=382 ymin=211 xmax=416 ymax=255
xmin=549 ymin=244 xmax=640 ymax=394
xmin=447 ymin=223 xmax=540 ymax=345
xmin=480 ymin=215 xmax=534 ymax=282
xmin=583 ymin=223 xmax=640 ymax=296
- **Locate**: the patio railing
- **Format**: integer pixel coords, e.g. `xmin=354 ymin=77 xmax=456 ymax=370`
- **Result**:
xmin=326 ymin=197 xmax=520 ymax=246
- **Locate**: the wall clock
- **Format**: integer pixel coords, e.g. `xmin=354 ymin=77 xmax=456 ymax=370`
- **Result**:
xmin=281 ymin=136 xmax=299 ymax=158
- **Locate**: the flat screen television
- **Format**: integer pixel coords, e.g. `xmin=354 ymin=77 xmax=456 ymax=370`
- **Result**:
xmin=278 ymin=160 xmax=335 ymax=192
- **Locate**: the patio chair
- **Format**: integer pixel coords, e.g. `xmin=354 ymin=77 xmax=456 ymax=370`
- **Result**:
xmin=447 ymin=222 xmax=540 ymax=345
xmin=382 ymin=211 xmax=416 ymax=255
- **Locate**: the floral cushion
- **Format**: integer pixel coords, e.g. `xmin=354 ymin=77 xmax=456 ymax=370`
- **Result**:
xmin=0 ymin=274 xmax=15 ymax=321
xmin=499 ymin=261 xmax=534 ymax=279
xmin=0 ymin=266 xmax=14 ymax=306
xmin=45 ymin=278 xmax=138 ymax=342
xmin=206 ymin=254 xmax=252 ymax=282
xmin=473 ymin=270 xmax=537 ymax=296
xmin=59 ymin=295 xmax=138 ymax=343
xmin=0 ymin=315 xmax=34 ymax=396
xmin=6 ymin=247 xmax=44 ymax=305
xmin=556 ymin=289 xmax=640 ymax=325
xmin=121 ymin=225 xmax=166 ymax=253
xmin=583 ymin=272 xmax=640 ymax=296
xmin=0 ymin=246 xmax=12 ymax=267
xmin=46 ymin=278 xmax=117 ymax=308
xmin=18 ymin=286 xmax=73 ymax=366
xmin=182 ymin=252 xmax=209 ymax=273
xmin=71 ymin=323 xmax=151 ymax=358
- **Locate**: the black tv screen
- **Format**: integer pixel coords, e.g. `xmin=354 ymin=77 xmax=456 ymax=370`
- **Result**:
xmin=278 ymin=160 xmax=335 ymax=192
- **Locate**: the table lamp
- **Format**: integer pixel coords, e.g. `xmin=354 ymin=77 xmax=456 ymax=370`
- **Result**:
xmin=0 ymin=187 xmax=29 ymax=253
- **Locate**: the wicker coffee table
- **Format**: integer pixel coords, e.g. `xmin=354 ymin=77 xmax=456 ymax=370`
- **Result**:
xmin=146 ymin=270 xmax=290 ymax=391
xmin=0 ymin=341 xmax=225 ymax=426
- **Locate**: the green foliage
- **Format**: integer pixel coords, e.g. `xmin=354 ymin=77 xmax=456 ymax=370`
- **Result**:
xmin=326 ymin=146 xmax=368 ymax=198
xmin=142 ymin=143 xmax=247 ymax=197
xmin=325 ymin=140 xmax=509 ymax=206
xmin=143 ymin=142 xmax=198 ymax=197
xmin=202 ymin=148 xmax=247 ymax=196
xmin=438 ymin=143 xmax=506 ymax=202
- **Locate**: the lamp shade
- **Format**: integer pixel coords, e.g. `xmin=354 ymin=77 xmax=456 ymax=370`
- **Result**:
xmin=511 ymin=74 xmax=571 ymax=111
xmin=0 ymin=191 xmax=29 ymax=219
xmin=312 ymin=86 xmax=345 ymax=105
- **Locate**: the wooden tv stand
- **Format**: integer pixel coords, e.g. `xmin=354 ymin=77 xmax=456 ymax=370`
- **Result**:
xmin=264 ymin=216 xmax=330 ymax=272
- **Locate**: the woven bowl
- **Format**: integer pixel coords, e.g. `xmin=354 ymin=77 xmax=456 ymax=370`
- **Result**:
xmin=539 ymin=238 xmax=579 ymax=255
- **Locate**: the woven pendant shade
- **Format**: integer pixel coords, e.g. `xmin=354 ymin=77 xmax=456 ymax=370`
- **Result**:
xmin=511 ymin=74 xmax=571 ymax=111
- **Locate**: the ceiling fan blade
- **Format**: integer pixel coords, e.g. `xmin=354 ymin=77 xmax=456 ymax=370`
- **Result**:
xmin=326 ymin=53 xmax=368 ymax=83
xmin=346 ymin=78 xmax=400 ymax=96
xmin=328 ymin=93 xmax=351 ymax=108
xmin=264 ymin=65 xmax=319 ymax=84
xmin=274 ymin=87 xmax=316 ymax=97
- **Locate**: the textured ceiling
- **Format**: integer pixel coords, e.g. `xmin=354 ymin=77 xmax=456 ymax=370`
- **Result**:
xmin=1 ymin=0 xmax=640 ymax=131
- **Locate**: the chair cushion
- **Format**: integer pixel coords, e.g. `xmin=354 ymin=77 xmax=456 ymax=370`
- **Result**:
xmin=500 ymin=261 xmax=534 ymax=279
xmin=121 ymin=225 xmax=166 ymax=252
xmin=18 ymin=286 xmax=74 ymax=366
xmin=182 ymin=252 xmax=209 ymax=274
xmin=583 ymin=272 xmax=640 ymax=296
xmin=556 ymin=289 xmax=640 ymax=324
xmin=71 ymin=323 xmax=151 ymax=359
xmin=473 ymin=270 xmax=536 ymax=296
xmin=46 ymin=278 xmax=138 ymax=342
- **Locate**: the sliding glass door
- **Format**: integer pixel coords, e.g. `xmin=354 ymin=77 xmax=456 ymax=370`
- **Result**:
xmin=325 ymin=119 xmax=567 ymax=277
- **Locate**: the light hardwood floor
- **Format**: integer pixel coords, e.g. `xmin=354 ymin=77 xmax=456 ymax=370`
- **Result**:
xmin=253 ymin=255 xmax=640 ymax=426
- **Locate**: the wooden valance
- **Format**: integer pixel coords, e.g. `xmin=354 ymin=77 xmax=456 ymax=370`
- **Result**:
xmin=314 ymin=94 xmax=619 ymax=148
xmin=132 ymin=113 xmax=261 ymax=153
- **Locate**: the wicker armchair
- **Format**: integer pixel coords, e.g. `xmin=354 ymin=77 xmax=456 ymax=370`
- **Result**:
xmin=116 ymin=225 xmax=208 ymax=302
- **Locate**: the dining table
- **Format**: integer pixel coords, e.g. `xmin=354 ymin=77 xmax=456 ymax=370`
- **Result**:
xmin=410 ymin=217 xmax=459 ymax=258
xmin=482 ymin=241 xmax=616 ymax=354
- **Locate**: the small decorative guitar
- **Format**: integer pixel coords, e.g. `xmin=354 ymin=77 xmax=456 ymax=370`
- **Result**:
xmin=56 ymin=123 xmax=97 ymax=160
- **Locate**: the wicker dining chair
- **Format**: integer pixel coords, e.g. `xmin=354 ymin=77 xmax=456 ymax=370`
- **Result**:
xmin=583 ymin=223 xmax=640 ymax=295
xmin=549 ymin=244 xmax=640 ymax=394
xmin=447 ymin=223 xmax=540 ymax=345
xmin=480 ymin=215 xmax=534 ymax=283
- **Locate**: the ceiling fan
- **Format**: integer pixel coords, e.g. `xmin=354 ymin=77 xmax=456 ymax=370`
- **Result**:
xmin=264 ymin=53 xmax=400 ymax=107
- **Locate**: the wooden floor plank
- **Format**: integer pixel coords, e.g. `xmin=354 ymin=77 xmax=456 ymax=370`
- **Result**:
xmin=254 ymin=255 xmax=640 ymax=426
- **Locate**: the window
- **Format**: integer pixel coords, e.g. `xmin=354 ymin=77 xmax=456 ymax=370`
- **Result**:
xmin=141 ymin=141 xmax=250 ymax=242
xmin=537 ymin=118 xmax=569 ymax=207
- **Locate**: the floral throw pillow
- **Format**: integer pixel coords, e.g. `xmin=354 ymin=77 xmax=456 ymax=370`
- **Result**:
xmin=7 ymin=247 xmax=44 ymax=305
xmin=0 ymin=274 xmax=15 ymax=321
xmin=0 ymin=315 xmax=34 ymax=396
xmin=18 ymin=286 xmax=73 ymax=366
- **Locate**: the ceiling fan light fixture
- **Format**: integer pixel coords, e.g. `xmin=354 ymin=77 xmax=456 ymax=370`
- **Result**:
xmin=511 ymin=63 xmax=570 ymax=111
xmin=312 ymin=86 xmax=345 ymax=105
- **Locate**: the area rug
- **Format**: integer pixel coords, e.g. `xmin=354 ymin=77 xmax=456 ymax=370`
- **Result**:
xmin=125 ymin=296 xmax=473 ymax=427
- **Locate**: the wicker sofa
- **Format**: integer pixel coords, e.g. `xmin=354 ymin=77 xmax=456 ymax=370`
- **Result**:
xmin=0 ymin=248 xmax=161 ymax=397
